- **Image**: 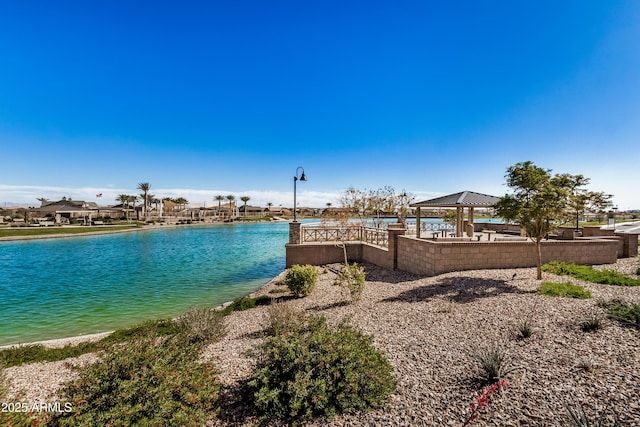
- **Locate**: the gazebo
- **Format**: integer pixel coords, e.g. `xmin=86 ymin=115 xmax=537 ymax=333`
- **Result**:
xmin=410 ymin=191 xmax=500 ymax=238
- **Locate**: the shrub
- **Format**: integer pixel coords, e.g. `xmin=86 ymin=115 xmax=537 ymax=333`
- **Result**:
xmin=563 ymin=400 xmax=621 ymax=426
xmin=580 ymin=314 xmax=604 ymax=332
xmin=605 ymin=301 xmax=640 ymax=328
xmin=0 ymin=319 xmax=181 ymax=368
xmin=334 ymin=263 xmax=366 ymax=303
xmin=52 ymin=335 xmax=220 ymax=427
xmin=265 ymin=303 xmax=306 ymax=336
xmin=222 ymin=295 xmax=272 ymax=314
xmin=516 ymin=318 xmax=536 ymax=340
xmin=470 ymin=343 xmax=516 ymax=385
xmin=0 ymin=362 xmax=6 ymax=398
xmin=538 ymin=282 xmax=592 ymax=299
xmin=285 ymin=264 xmax=319 ymax=298
xmin=248 ymin=315 xmax=396 ymax=422
xmin=102 ymin=318 xmax=180 ymax=344
xmin=177 ymin=306 xmax=227 ymax=344
xmin=542 ymin=261 xmax=640 ymax=286
xmin=0 ymin=341 xmax=100 ymax=368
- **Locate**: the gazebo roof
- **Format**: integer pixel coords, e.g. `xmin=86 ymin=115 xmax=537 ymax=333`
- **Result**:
xmin=411 ymin=191 xmax=500 ymax=208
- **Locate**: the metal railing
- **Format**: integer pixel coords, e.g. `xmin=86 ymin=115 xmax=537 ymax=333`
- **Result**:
xmin=301 ymin=224 xmax=389 ymax=248
xmin=361 ymin=227 xmax=388 ymax=247
xmin=405 ymin=222 xmax=455 ymax=236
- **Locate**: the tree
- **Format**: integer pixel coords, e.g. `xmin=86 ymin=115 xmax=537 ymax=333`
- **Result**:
xmin=560 ymin=174 xmax=612 ymax=229
xmin=494 ymin=161 xmax=573 ymax=280
xmin=128 ymin=195 xmax=139 ymax=220
xmin=240 ymin=196 xmax=251 ymax=217
xmin=151 ymin=197 xmax=161 ymax=214
xmin=173 ymin=197 xmax=189 ymax=215
xmin=116 ymin=194 xmax=131 ymax=221
xmin=339 ymin=186 xmax=413 ymax=228
xmin=215 ymin=195 xmax=224 ymax=220
xmin=226 ymin=195 xmax=236 ymax=219
xmin=137 ymin=182 xmax=151 ymax=221
xmin=147 ymin=194 xmax=156 ymax=217
xmin=37 ymin=197 xmax=49 ymax=206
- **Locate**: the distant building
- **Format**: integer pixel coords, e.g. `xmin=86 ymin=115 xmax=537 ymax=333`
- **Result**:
xmin=29 ymin=199 xmax=116 ymax=224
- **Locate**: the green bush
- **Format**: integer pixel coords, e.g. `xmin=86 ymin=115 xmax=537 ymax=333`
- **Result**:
xmin=580 ymin=314 xmax=604 ymax=332
xmin=222 ymin=295 xmax=271 ymax=314
xmin=285 ymin=264 xmax=319 ymax=298
xmin=0 ymin=319 xmax=180 ymax=368
xmin=52 ymin=335 xmax=220 ymax=427
xmin=537 ymin=282 xmax=592 ymax=299
xmin=470 ymin=343 xmax=515 ymax=385
xmin=516 ymin=318 xmax=536 ymax=340
xmin=102 ymin=318 xmax=180 ymax=344
xmin=248 ymin=315 xmax=396 ymax=422
xmin=605 ymin=301 xmax=640 ymax=328
xmin=334 ymin=263 xmax=366 ymax=303
xmin=177 ymin=306 xmax=227 ymax=343
xmin=542 ymin=261 xmax=640 ymax=286
xmin=0 ymin=362 xmax=6 ymax=398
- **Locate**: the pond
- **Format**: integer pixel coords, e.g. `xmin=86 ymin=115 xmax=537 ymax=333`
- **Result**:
xmin=0 ymin=222 xmax=289 ymax=346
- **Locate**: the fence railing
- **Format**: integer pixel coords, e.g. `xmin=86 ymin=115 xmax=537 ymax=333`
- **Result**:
xmin=301 ymin=224 xmax=389 ymax=248
xmin=361 ymin=227 xmax=388 ymax=247
xmin=405 ymin=222 xmax=455 ymax=236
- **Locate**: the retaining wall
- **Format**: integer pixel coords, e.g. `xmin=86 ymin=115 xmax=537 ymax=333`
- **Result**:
xmin=286 ymin=222 xmax=635 ymax=275
xmin=396 ymin=237 xmax=619 ymax=276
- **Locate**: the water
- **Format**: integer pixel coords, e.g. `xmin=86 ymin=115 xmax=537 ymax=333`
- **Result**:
xmin=0 ymin=222 xmax=289 ymax=346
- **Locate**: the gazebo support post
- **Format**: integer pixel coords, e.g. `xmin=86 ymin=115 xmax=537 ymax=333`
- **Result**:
xmin=416 ymin=207 xmax=421 ymax=238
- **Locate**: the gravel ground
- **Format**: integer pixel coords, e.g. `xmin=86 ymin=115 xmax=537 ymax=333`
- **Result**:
xmin=4 ymin=257 xmax=640 ymax=426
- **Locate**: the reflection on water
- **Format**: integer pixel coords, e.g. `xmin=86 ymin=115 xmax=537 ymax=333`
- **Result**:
xmin=0 ymin=222 xmax=289 ymax=345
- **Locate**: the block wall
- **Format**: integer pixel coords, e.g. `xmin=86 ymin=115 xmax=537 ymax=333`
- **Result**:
xmin=285 ymin=243 xmax=363 ymax=268
xmin=397 ymin=237 xmax=619 ymax=276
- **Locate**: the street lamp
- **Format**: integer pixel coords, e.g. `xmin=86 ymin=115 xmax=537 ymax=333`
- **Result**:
xmin=293 ymin=167 xmax=307 ymax=222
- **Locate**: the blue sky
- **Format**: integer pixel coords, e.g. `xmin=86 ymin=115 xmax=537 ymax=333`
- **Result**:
xmin=1 ymin=1 xmax=639 ymax=209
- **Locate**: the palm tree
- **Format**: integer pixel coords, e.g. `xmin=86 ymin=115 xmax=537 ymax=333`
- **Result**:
xmin=215 ymin=195 xmax=224 ymax=220
xmin=267 ymin=202 xmax=273 ymax=217
xmin=137 ymin=182 xmax=151 ymax=221
xmin=226 ymin=195 xmax=235 ymax=219
xmin=150 ymin=197 xmax=161 ymax=216
xmin=240 ymin=196 xmax=250 ymax=217
xmin=116 ymin=194 xmax=130 ymax=221
xmin=147 ymin=194 xmax=156 ymax=218
xmin=173 ymin=197 xmax=189 ymax=217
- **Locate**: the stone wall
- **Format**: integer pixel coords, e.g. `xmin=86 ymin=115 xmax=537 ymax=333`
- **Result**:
xmin=397 ymin=237 xmax=619 ymax=276
xmin=286 ymin=223 xmax=632 ymax=276
xmin=286 ymin=242 xmax=363 ymax=268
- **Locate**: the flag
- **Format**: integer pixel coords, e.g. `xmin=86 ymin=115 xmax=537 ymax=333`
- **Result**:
xmin=96 ymin=193 xmax=103 ymax=198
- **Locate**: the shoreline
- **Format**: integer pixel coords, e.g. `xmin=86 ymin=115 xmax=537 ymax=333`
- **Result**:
xmin=0 ymin=217 xmax=290 ymax=242
xmin=0 ymin=270 xmax=288 ymax=350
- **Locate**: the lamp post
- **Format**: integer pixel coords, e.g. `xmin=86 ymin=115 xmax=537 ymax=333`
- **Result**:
xmin=293 ymin=167 xmax=307 ymax=222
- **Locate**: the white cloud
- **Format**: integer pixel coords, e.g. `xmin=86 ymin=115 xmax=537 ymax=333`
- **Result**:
xmin=0 ymin=185 xmax=341 ymax=208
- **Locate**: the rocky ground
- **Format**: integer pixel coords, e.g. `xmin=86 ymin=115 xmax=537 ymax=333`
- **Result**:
xmin=5 ymin=257 xmax=640 ymax=426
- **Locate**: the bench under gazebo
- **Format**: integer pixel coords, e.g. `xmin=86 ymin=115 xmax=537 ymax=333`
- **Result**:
xmin=410 ymin=190 xmax=500 ymax=238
